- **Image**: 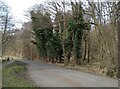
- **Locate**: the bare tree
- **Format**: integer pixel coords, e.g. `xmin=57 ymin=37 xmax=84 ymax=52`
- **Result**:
xmin=0 ymin=0 xmax=14 ymax=55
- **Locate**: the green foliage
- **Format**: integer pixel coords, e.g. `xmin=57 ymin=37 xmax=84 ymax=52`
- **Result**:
xmin=68 ymin=1 xmax=90 ymax=63
xmin=31 ymin=11 xmax=63 ymax=60
xmin=65 ymin=20 xmax=73 ymax=54
xmin=47 ymin=32 xmax=63 ymax=58
xmin=30 ymin=2 xmax=90 ymax=64
xmin=34 ymin=28 xmax=47 ymax=57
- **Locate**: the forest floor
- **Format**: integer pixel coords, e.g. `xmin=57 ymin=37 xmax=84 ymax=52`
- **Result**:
xmin=55 ymin=63 xmax=116 ymax=79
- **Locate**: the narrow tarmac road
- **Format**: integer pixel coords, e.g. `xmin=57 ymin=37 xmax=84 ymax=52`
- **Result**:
xmin=19 ymin=60 xmax=118 ymax=87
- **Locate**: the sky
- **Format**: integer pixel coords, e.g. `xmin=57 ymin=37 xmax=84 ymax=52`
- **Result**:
xmin=5 ymin=0 xmax=119 ymax=28
xmin=5 ymin=0 xmax=78 ymax=29
xmin=5 ymin=0 xmax=46 ymax=28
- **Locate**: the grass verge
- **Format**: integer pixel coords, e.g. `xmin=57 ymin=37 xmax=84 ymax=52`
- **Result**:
xmin=2 ymin=61 xmax=35 ymax=87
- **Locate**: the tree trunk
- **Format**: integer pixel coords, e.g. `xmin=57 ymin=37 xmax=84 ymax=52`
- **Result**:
xmin=83 ymin=40 xmax=87 ymax=62
xmin=88 ymin=31 xmax=90 ymax=63
xmin=117 ymin=1 xmax=120 ymax=80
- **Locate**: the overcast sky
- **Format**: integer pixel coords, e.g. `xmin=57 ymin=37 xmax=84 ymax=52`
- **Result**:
xmin=4 ymin=0 xmax=118 ymax=28
xmin=5 ymin=0 xmax=46 ymax=28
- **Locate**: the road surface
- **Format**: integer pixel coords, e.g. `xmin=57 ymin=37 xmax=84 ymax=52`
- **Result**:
xmin=19 ymin=60 xmax=118 ymax=87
